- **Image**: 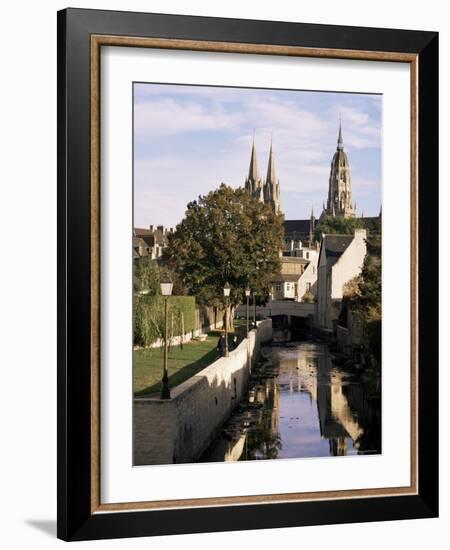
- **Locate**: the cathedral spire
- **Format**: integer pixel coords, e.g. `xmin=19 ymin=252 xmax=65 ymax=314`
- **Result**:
xmin=324 ymin=119 xmax=355 ymax=218
xmin=248 ymin=135 xmax=260 ymax=182
xmin=337 ymin=116 xmax=344 ymax=151
xmin=244 ymin=133 xmax=263 ymax=202
xmin=266 ymin=137 xmax=276 ymax=185
xmin=262 ymin=138 xmax=282 ymax=214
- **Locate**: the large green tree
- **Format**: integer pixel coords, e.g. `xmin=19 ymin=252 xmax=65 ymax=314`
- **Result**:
xmin=163 ymin=184 xmax=284 ymax=317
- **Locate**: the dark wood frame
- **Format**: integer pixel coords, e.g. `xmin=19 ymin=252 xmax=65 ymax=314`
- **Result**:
xmin=57 ymin=8 xmax=438 ymax=541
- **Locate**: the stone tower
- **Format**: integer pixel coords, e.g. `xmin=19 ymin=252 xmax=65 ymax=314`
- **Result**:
xmin=263 ymin=140 xmax=282 ymax=214
xmin=244 ymin=138 xmax=264 ymax=202
xmin=324 ymin=122 xmax=356 ymax=218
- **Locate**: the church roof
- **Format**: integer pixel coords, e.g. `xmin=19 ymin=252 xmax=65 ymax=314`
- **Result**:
xmin=284 ymin=219 xmax=310 ymax=237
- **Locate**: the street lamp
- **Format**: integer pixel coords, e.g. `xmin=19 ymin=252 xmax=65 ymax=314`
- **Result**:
xmin=160 ymin=272 xmax=173 ymax=399
xmin=252 ymin=290 xmax=257 ymax=329
xmin=245 ymin=288 xmax=251 ymax=336
xmin=223 ymin=282 xmax=231 ymax=357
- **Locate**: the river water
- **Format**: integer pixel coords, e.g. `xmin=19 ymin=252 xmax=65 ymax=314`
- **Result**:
xmin=202 ymin=334 xmax=381 ymax=462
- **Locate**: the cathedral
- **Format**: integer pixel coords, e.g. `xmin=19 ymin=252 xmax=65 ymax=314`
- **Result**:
xmin=244 ymin=138 xmax=282 ymax=214
xmin=244 ymin=123 xmax=380 ymax=248
xmin=323 ymin=121 xmax=356 ymax=218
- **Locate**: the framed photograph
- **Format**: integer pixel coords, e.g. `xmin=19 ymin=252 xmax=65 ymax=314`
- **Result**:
xmin=57 ymin=8 xmax=438 ymax=541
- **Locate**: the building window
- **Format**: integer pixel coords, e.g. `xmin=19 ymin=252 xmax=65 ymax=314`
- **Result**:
xmin=286 ymin=283 xmax=291 ymax=292
xmin=306 ymin=283 xmax=312 ymax=291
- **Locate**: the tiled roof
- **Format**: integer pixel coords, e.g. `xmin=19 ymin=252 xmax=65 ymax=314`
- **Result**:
xmin=134 ymin=227 xmax=153 ymax=236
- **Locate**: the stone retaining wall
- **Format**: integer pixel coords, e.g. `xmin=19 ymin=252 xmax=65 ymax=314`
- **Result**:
xmin=133 ymin=319 xmax=273 ymax=465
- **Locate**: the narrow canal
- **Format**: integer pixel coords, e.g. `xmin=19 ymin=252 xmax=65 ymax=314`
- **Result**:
xmin=202 ymin=331 xmax=381 ymax=462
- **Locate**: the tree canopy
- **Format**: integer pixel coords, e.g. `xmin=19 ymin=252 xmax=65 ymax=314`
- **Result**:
xmin=314 ymin=215 xmax=363 ymax=241
xmin=344 ymin=235 xmax=382 ymax=362
xmin=163 ymin=184 xmax=284 ymax=306
xmin=134 ymin=257 xmax=161 ymax=295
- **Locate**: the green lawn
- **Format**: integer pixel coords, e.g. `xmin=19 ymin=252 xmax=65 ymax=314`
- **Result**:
xmin=133 ymin=317 xmax=253 ymax=397
xmin=134 ymin=331 xmax=222 ymax=396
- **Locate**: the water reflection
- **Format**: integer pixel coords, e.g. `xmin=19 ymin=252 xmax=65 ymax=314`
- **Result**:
xmin=202 ymin=342 xmax=381 ymax=462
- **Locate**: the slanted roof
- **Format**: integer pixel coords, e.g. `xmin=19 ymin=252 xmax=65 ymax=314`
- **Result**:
xmin=134 ymin=227 xmax=153 ymax=236
xmin=140 ymin=235 xmax=155 ymax=247
xmin=318 ymin=234 xmax=353 ymax=269
xmin=323 ymin=234 xmax=353 ymax=258
xmin=133 ymin=236 xmax=152 ymax=255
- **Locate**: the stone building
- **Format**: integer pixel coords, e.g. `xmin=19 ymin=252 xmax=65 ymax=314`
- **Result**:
xmin=321 ymin=121 xmax=356 ymax=219
xmin=270 ymin=257 xmax=307 ymax=301
xmin=133 ymin=225 xmax=172 ymax=260
xmin=316 ymin=229 xmax=367 ymax=330
xmin=282 ymin=122 xmax=376 ymax=251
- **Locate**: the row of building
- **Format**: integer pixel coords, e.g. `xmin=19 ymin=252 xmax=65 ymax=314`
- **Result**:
xmin=134 ymin=122 xmax=380 ymax=332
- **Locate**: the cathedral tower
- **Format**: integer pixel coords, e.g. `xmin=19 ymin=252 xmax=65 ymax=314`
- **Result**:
xmin=244 ymin=138 xmax=263 ymax=202
xmin=324 ymin=122 xmax=356 ymax=218
xmin=263 ymin=140 xmax=282 ymax=214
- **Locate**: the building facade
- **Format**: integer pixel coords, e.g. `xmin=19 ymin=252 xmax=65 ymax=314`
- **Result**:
xmin=316 ymin=229 xmax=367 ymax=330
xmin=133 ymin=225 xmax=172 ymax=260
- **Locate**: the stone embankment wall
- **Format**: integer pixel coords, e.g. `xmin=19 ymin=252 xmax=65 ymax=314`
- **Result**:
xmin=133 ymin=319 xmax=273 ymax=465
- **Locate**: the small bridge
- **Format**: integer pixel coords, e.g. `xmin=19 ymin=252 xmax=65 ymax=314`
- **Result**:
xmin=236 ymin=300 xmax=314 ymax=320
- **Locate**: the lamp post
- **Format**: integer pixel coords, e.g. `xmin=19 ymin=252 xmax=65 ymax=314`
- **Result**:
xmin=223 ymin=282 xmax=231 ymax=357
xmin=245 ymin=288 xmax=251 ymax=336
xmin=160 ymin=272 xmax=173 ymax=399
xmin=253 ymin=290 xmax=257 ymax=329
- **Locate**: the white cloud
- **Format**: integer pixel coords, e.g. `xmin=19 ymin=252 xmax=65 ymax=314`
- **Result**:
xmin=134 ymin=87 xmax=382 ymax=224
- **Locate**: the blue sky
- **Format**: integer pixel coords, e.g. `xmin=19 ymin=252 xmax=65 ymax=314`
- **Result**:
xmin=134 ymin=83 xmax=381 ymax=228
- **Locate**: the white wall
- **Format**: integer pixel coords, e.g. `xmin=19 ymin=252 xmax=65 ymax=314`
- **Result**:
xmin=297 ymin=253 xmax=319 ymax=300
xmin=0 ymin=2 xmax=447 ymax=550
xmin=331 ymin=229 xmax=367 ymax=299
